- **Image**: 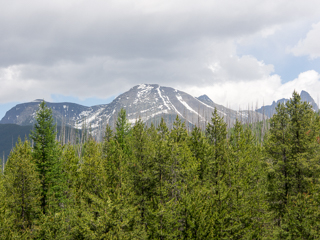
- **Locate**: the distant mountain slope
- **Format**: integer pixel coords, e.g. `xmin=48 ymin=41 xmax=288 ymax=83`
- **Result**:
xmin=256 ymin=90 xmax=318 ymax=118
xmin=75 ymin=84 xmax=265 ymax=132
xmin=0 ymin=124 xmax=82 ymax=162
xmin=196 ymin=94 xmax=263 ymax=123
xmin=0 ymin=124 xmax=33 ymax=162
xmin=1 ymin=84 xmax=266 ymax=138
xmin=0 ymin=99 xmax=102 ymax=127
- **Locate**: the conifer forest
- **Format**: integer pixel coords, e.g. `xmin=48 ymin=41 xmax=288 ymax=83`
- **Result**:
xmin=1 ymin=91 xmax=320 ymax=239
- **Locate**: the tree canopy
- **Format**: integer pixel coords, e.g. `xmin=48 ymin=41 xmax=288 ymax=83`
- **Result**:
xmin=1 ymin=92 xmax=320 ymax=238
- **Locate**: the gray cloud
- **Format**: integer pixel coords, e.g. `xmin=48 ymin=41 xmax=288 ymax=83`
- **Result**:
xmin=0 ymin=0 xmax=320 ymax=104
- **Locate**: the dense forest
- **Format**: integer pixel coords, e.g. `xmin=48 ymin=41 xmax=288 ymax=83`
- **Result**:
xmin=1 ymin=91 xmax=320 ymax=239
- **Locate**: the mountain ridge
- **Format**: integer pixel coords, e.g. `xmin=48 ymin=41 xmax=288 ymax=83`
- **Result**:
xmin=0 ymin=84 xmax=267 ymax=138
xmin=255 ymin=90 xmax=318 ymax=118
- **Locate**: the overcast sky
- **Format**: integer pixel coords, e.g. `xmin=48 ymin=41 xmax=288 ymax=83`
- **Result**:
xmin=1 ymin=0 xmax=320 ymax=117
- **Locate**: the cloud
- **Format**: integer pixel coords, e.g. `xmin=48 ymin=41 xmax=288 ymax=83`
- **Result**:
xmin=0 ymin=38 xmax=276 ymax=103
xmin=290 ymin=21 xmax=320 ymax=59
xmin=0 ymin=0 xmax=320 ymax=108
xmin=1 ymin=0 xmax=319 ymax=67
xmin=183 ymin=70 xmax=320 ymax=110
xmin=207 ymin=55 xmax=274 ymax=82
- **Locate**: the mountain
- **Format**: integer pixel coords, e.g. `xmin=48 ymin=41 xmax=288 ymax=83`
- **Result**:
xmin=300 ymin=90 xmax=319 ymax=111
xmin=255 ymin=98 xmax=287 ymax=118
xmin=1 ymin=84 xmax=266 ymax=138
xmin=256 ymin=90 xmax=319 ymax=118
xmin=0 ymin=99 xmax=103 ymax=127
xmin=0 ymin=124 xmax=33 ymax=162
xmin=196 ymin=94 xmax=265 ymax=123
xmin=0 ymin=124 xmax=82 ymax=162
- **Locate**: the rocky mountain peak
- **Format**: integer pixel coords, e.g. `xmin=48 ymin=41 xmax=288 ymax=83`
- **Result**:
xmin=300 ymin=90 xmax=318 ymax=111
xmin=256 ymin=90 xmax=319 ymax=117
xmin=1 ymin=84 xmax=266 ymax=139
xmin=197 ymin=95 xmax=214 ymax=105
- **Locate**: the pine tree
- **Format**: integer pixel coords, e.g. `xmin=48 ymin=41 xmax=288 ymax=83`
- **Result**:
xmin=115 ymin=108 xmax=131 ymax=153
xmin=147 ymin=117 xmax=173 ymax=239
xmin=129 ymin=119 xmax=154 ymax=232
xmin=228 ymin=120 xmax=266 ymax=238
xmin=37 ymin=143 xmax=80 ymax=239
xmin=30 ymin=100 xmax=65 ymax=214
xmin=264 ymin=91 xmax=320 ymax=237
xmin=204 ymin=108 xmax=228 ymax=188
xmin=0 ymin=139 xmax=41 ymax=238
xmin=189 ymin=125 xmax=208 ymax=182
xmin=201 ymin=108 xmax=230 ymax=238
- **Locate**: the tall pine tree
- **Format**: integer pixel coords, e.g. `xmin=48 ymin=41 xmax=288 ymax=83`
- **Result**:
xmin=30 ymin=101 xmax=65 ymax=214
xmin=0 ymin=139 xmax=41 ymax=239
xmin=265 ymin=91 xmax=320 ymax=238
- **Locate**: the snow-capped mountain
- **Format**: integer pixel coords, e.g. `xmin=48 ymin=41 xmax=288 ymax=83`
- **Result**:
xmin=75 ymin=84 xmax=265 ymax=132
xmin=0 ymin=99 xmax=103 ymax=127
xmin=0 ymin=84 xmax=266 ymax=136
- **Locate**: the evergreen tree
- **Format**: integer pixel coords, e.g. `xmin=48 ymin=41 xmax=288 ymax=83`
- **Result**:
xmin=265 ymin=91 xmax=320 ymax=237
xmin=129 ymin=119 xmax=155 ymax=232
xmin=189 ymin=125 xmax=208 ymax=182
xmin=228 ymin=120 xmax=266 ymax=238
xmin=0 ymin=139 xmax=41 ymax=238
xmin=37 ymin=144 xmax=80 ymax=239
xmin=30 ymin=100 xmax=65 ymax=214
xmin=201 ymin=108 xmax=230 ymax=238
xmin=115 ymin=108 xmax=131 ymax=153
xmin=147 ymin=118 xmax=173 ymax=239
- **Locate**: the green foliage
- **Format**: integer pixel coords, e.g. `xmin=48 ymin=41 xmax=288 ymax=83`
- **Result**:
xmin=30 ymin=101 xmax=66 ymax=214
xmin=115 ymin=108 xmax=131 ymax=153
xmin=0 ymin=139 xmax=41 ymax=239
xmin=189 ymin=125 xmax=208 ymax=181
xmin=2 ymin=97 xmax=320 ymax=238
xmin=265 ymin=91 xmax=320 ymax=237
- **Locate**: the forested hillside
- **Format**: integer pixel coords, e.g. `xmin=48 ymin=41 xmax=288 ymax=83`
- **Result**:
xmin=1 ymin=91 xmax=320 ymax=239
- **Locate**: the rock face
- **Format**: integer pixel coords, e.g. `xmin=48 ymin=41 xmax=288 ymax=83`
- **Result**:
xmin=301 ymin=90 xmax=319 ymax=112
xmin=1 ymin=84 xmax=266 ymax=137
xmin=255 ymin=98 xmax=287 ymax=118
xmin=256 ymin=90 xmax=319 ymax=118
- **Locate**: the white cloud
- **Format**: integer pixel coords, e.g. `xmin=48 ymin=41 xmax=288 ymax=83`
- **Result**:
xmin=290 ymin=21 xmax=320 ymax=59
xmin=0 ymin=37 xmax=275 ymax=104
xmin=260 ymin=25 xmax=281 ymax=38
xmin=0 ymin=0 xmax=320 ymax=109
xmin=208 ymin=55 xmax=274 ymax=82
xmin=0 ymin=66 xmax=43 ymax=103
xmin=183 ymin=70 xmax=320 ymax=110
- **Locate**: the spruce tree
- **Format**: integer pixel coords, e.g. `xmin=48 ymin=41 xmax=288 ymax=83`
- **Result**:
xmin=30 ymin=100 xmax=65 ymax=214
xmin=148 ymin=118 xmax=173 ymax=239
xmin=189 ymin=125 xmax=208 ymax=182
xmin=228 ymin=120 xmax=266 ymax=238
xmin=0 ymin=139 xmax=41 ymax=238
xmin=129 ymin=119 xmax=155 ymax=232
xmin=265 ymin=91 xmax=320 ymax=237
xmin=115 ymin=108 xmax=131 ymax=153
xmin=202 ymin=108 xmax=230 ymax=238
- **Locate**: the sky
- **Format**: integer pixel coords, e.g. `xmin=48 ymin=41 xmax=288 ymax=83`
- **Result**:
xmin=1 ymin=0 xmax=320 ymax=118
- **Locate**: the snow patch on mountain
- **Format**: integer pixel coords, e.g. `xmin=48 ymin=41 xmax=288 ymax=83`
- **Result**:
xmin=137 ymin=84 xmax=154 ymax=99
xmin=157 ymin=86 xmax=171 ymax=110
xmin=176 ymin=94 xmax=202 ymax=117
xmin=1 ymin=84 xmax=267 ymax=135
xmin=165 ymin=95 xmax=183 ymax=118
